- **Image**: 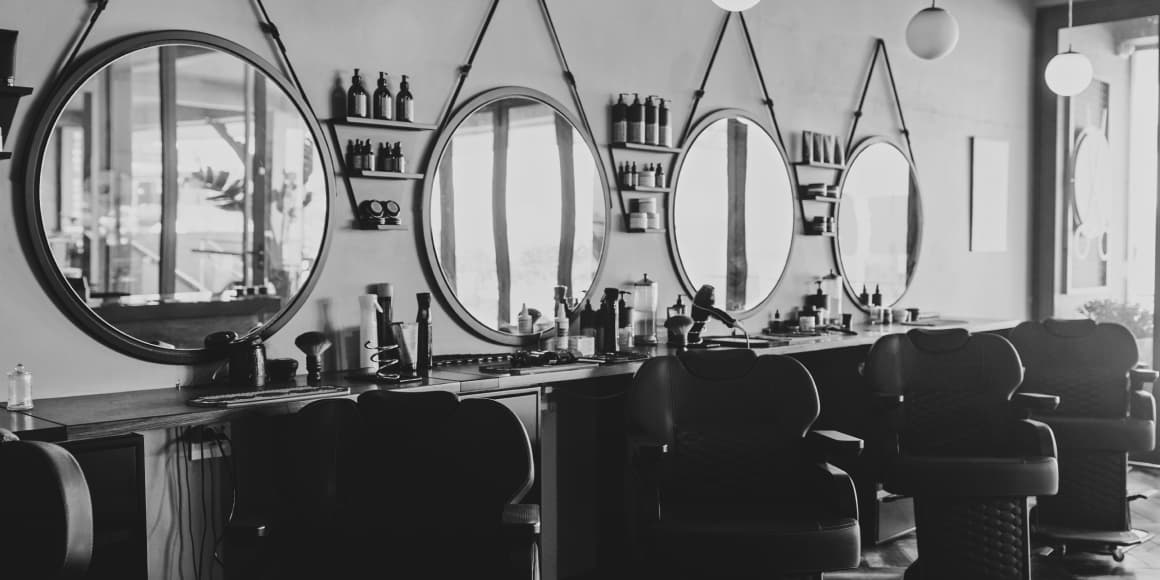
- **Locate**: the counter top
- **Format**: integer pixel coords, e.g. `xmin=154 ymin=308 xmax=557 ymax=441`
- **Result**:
xmin=7 ymin=317 xmax=1016 ymax=441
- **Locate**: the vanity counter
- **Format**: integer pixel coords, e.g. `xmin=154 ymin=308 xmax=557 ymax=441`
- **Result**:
xmin=6 ymin=317 xmax=1016 ymax=441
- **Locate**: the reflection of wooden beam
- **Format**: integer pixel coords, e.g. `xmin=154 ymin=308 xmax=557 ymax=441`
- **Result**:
xmin=207 ymin=118 xmax=246 ymax=163
xmin=251 ymin=69 xmax=270 ymax=287
xmin=555 ymin=115 xmax=576 ymax=288
xmin=439 ymin=139 xmax=457 ymax=289
xmin=725 ymin=119 xmax=748 ymax=311
xmin=159 ymin=47 xmax=179 ymax=295
xmin=492 ymin=105 xmax=512 ymax=325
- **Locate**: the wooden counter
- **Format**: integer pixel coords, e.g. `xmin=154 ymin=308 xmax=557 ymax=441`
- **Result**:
xmin=5 ymin=317 xmax=1016 ymax=441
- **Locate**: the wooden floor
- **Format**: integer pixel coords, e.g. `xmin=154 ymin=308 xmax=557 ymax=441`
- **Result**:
xmin=830 ymin=467 xmax=1160 ymax=580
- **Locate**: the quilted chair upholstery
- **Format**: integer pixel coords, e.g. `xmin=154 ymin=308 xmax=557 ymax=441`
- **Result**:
xmin=627 ymin=349 xmax=862 ymax=579
xmin=864 ymin=329 xmax=1059 ymax=580
xmin=1009 ymin=319 xmax=1157 ymax=551
xmin=0 ymin=432 xmax=94 ymax=579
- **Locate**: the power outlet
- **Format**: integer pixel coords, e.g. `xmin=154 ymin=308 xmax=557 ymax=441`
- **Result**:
xmin=184 ymin=424 xmax=231 ymax=461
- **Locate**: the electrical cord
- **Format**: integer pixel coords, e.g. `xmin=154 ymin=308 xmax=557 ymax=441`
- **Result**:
xmin=199 ymin=438 xmax=209 ymax=579
xmin=180 ymin=427 xmax=199 ymax=580
xmin=212 ymin=435 xmax=238 ymax=568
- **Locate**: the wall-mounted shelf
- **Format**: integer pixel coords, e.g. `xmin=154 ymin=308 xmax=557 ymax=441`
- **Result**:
xmin=355 ymin=222 xmax=409 ymax=231
xmin=0 ymin=153 xmax=11 ymax=161
xmin=0 ymin=86 xmax=33 ymax=97
xmin=612 ymin=142 xmax=681 ymax=154
xmin=348 ymin=169 xmax=425 ymax=181
xmin=793 ymin=161 xmax=846 ymax=171
xmin=621 ymin=185 xmax=670 ymax=194
xmin=628 ymin=228 xmax=666 ymax=234
xmin=0 ymin=86 xmax=33 ymax=162
xmin=803 ymin=231 xmax=836 ymax=237
xmin=799 ymin=194 xmax=839 ymax=203
xmin=334 ymin=117 xmax=438 ymax=131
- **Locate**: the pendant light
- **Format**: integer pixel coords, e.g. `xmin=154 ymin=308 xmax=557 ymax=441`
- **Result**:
xmin=1045 ymin=0 xmax=1093 ymax=97
xmin=712 ymin=0 xmax=760 ymax=12
xmin=906 ymin=1 xmax=960 ymax=60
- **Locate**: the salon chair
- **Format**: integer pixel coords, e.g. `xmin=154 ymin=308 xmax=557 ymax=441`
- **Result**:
xmin=863 ymin=329 xmax=1059 ymax=580
xmin=231 ymin=392 xmax=540 ymax=580
xmin=626 ymin=349 xmax=862 ymax=579
xmin=1009 ymin=319 xmax=1157 ymax=560
xmin=0 ymin=428 xmax=94 ymax=579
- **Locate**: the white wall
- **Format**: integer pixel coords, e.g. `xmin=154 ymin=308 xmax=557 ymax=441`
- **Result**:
xmin=0 ymin=0 xmax=1035 ymax=400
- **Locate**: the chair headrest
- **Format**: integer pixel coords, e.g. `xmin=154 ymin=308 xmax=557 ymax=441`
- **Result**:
xmin=677 ymin=348 xmax=758 ymax=380
xmin=1043 ymin=318 xmax=1097 ymax=338
xmin=907 ymin=328 xmax=970 ymax=353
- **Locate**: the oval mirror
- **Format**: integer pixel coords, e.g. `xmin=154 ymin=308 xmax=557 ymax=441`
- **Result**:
xmin=1069 ymin=128 xmax=1110 ymax=235
xmin=836 ymin=138 xmax=922 ymax=309
xmin=24 ymin=32 xmax=333 ymax=363
xmin=670 ymin=111 xmax=795 ymax=314
xmin=424 ymin=88 xmax=609 ymax=345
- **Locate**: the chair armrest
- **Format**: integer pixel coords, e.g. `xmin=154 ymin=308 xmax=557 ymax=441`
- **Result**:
xmin=502 ymin=503 xmax=541 ymax=539
xmin=1011 ymin=418 xmax=1057 ymax=458
xmin=1131 ymin=367 xmax=1160 ymax=390
xmin=806 ymin=430 xmax=864 ymax=460
xmin=1011 ymin=392 xmax=1060 ymax=414
xmin=803 ymin=462 xmax=859 ymax=520
xmin=1132 ymin=390 xmax=1156 ymax=422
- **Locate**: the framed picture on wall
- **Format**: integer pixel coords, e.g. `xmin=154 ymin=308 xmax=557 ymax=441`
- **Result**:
xmin=1063 ymin=78 xmax=1111 ymax=294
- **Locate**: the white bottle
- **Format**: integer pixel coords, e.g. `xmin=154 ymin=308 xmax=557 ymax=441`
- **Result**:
xmin=555 ymin=302 xmax=570 ymax=339
xmin=7 ymin=363 xmax=32 ymax=410
xmin=518 ymin=303 xmax=533 ymax=334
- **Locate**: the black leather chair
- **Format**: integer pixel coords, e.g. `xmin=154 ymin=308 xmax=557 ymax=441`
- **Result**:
xmin=863 ymin=329 xmax=1059 ymax=580
xmin=0 ymin=428 xmax=94 ymax=579
xmin=626 ymin=349 xmax=863 ymax=579
xmin=1009 ymin=319 xmax=1157 ymax=560
xmin=234 ymin=391 xmax=540 ymax=580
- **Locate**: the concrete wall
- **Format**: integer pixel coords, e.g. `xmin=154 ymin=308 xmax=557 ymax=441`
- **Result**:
xmin=0 ymin=1 xmax=1035 ymax=577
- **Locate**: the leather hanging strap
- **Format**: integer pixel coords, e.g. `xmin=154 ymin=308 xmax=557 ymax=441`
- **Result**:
xmin=845 ymin=38 xmax=917 ymax=165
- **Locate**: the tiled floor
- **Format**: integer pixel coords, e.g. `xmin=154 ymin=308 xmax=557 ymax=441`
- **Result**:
xmin=831 ymin=466 xmax=1160 ymax=579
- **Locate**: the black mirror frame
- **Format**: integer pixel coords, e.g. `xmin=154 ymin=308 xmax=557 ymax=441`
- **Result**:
xmin=834 ymin=136 xmax=924 ymax=312
xmin=666 ymin=108 xmax=798 ymax=319
xmin=15 ymin=30 xmax=336 ymax=365
xmin=420 ymin=87 xmax=613 ymax=347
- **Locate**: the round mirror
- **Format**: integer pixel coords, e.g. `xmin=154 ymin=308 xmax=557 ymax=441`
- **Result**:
xmin=424 ymin=88 xmax=609 ymax=345
xmin=1069 ymin=128 xmax=1110 ymax=235
xmin=670 ymin=111 xmax=795 ymax=314
xmin=836 ymin=138 xmax=922 ymax=309
xmin=23 ymin=32 xmax=333 ymax=363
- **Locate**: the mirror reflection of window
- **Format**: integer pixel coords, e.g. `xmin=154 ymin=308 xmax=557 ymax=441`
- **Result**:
xmin=431 ymin=97 xmax=605 ymax=333
xmin=837 ymin=142 xmax=919 ymax=306
xmin=38 ymin=44 xmax=327 ymax=349
xmin=673 ymin=116 xmax=794 ymax=313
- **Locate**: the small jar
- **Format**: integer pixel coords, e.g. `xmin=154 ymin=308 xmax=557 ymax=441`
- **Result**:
xmin=7 ymin=363 xmax=33 ymax=410
xmin=629 ymin=212 xmax=648 ymax=231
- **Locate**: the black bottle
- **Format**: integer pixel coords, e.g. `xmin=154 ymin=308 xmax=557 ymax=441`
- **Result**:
xmin=630 ymin=162 xmax=639 ymax=188
xmin=348 ymin=68 xmax=369 ymax=118
xmin=659 ymin=98 xmax=672 ymax=147
xmin=656 ymin=164 xmax=666 ymax=188
xmin=345 ymin=139 xmax=356 ymax=169
xmin=396 ymin=75 xmax=414 ymax=122
xmin=859 ymin=285 xmax=870 ymax=307
xmin=645 ymin=96 xmax=659 ymax=146
xmin=872 ymin=285 xmax=882 ymax=307
xmin=612 ymin=94 xmax=628 ymax=144
xmin=416 ymin=292 xmax=433 ymax=377
xmin=598 ymin=288 xmax=620 ymax=353
xmin=394 ymin=142 xmax=406 ymax=173
xmin=628 ymin=94 xmax=644 ymax=144
xmin=580 ymin=300 xmax=597 ymax=337
xmin=361 ymin=141 xmax=374 ymax=171
xmin=373 ymin=72 xmax=394 ymax=120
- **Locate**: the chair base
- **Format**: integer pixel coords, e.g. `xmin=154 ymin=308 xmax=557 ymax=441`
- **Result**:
xmin=1036 ymin=526 xmax=1152 ymax=562
xmin=911 ymin=497 xmax=1032 ymax=580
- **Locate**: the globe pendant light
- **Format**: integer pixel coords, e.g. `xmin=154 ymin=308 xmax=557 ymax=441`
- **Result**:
xmin=712 ymin=0 xmax=760 ymax=12
xmin=906 ymin=2 xmax=959 ymax=60
xmin=1045 ymin=0 xmax=1093 ymax=97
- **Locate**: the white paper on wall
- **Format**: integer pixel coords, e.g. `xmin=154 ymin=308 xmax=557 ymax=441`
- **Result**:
xmin=970 ymin=137 xmax=1010 ymax=253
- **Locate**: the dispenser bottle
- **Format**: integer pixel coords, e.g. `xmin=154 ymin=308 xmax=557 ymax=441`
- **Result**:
xmin=580 ymin=301 xmax=597 ymax=337
xmin=555 ymin=303 xmax=570 ymax=340
xmin=645 ymin=96 xmax=659 ymax=145
xmin=599 ymin=288 xmax=620 ymax=353
xmin=373 ymin=72 xmax=394 ymax=120
xmin=6 ymin=363 xmax=32 ymax=410
xmin=659 ymin=99 xmax=673 ymax=147
xmin=416 ymin=292 xmax=433 ymax=377
xmin=396 ymin=75 xmax=414 ymax=122
xmin=348 ymin=68 xmax=369 ymax=118
xmin=612 ymin=94 xmax=629 ymax=143
xmin=394 ymin=142 xmax=406 ymax=173
xmin=628 ymin=94 xmax=644 ymax=144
